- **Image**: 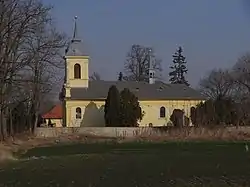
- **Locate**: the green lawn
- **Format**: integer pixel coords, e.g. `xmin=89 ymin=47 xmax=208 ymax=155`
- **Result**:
xmin=1 ymin=142 xmax=250 ymax=187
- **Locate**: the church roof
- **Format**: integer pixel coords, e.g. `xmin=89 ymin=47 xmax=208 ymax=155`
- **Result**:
xmin=65 ymin=16 xmax=87 ymax=56
xmin=69 ymin=81 xmax=206 ymax=100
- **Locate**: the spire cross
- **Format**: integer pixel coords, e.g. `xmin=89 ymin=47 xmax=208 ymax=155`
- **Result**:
xmin=72 ymin=16 xmax=80 ymax=42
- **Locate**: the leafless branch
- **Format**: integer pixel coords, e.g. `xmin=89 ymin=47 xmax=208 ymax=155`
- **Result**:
xmin=123 ymin=44 xmax=162 ymax=82
xmin=89 ymin=72 xmax=101 ymax=81
xmin=198 ymin=68 xmax=233 ymax=99
xmin=0 ymin=0 xmax=66 ymax=137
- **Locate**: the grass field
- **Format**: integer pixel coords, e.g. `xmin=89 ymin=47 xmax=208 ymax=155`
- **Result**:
xmin=1 ymin=141 xmax=250 ymax=186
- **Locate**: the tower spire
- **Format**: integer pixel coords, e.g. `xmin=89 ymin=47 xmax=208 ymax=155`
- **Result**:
xmin=72 ymin=16 xmax=81 ymax=42
xmin=148 ymin=48 xmax=155 ymax=84
xmin=65 ymin=15 xmax=87 ymax=56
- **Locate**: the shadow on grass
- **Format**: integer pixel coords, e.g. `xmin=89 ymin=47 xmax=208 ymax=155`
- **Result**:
xmin=20 ymin=141 xmax=250 ymax=158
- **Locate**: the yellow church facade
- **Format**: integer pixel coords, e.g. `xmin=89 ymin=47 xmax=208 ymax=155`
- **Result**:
xmin=62 ymin=17 xmax=205 ymax=127
xmin=64 ymin=99 xmax=203 ymax=127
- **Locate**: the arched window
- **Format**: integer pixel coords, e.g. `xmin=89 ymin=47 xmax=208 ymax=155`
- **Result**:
xmin=74 ymin=63 xmax=81 ymax=79
xmin=160 ymin=106 xmax=166 ymax=118
xmin=76 ymin=107 xmax=82 ymax=119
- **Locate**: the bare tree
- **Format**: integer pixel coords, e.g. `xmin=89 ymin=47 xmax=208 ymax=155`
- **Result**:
xmin=25 ymin=25 xmax=66 ymax=132
xmin=232 ymin=53 xmax=250 ymax=95
xmin=198 ymin=54 xmax=250 ymax=126
xmin=198 ymin=68 xmax=233 ymax=99
xmin=0 ymin=0 xmax=48 ymax=138
xmin=123 ymin=44 xmax=162 ymax=82
xmin=89 ymin=72 xmax=101 ymax=81
xmin=229 ymin=53 xmax=250 ymax=124
xmin=0 ymin=0 xmax=66 ymax=139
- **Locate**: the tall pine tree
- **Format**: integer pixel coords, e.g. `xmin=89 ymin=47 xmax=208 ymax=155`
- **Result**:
xmin=169 ymin=46 xmax=189 ymax=86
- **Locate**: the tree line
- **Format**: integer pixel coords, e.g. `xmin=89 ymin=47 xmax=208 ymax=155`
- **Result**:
xmin=168 ymin=53 xmax=250 ymax=128
xmin=104 ymin=92 xmax=249 ymax=128
xmin=103 ymin=87 xmax=235 ymax=128
xmin=195 ymin=53 xmax=250 ymax=127
xmin=0 ymin=0 xmax=66 ymax=140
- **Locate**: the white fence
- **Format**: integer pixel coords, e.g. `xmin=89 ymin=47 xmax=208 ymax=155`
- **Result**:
xmin=35 ymin=127 xmax=156 ymax=138
xmin=35 ymin=126 xmax=250 ymax=138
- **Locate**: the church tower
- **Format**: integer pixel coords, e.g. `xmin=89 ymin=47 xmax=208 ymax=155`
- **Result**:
xmin=64 ymin=16 xmax=89 ymax=98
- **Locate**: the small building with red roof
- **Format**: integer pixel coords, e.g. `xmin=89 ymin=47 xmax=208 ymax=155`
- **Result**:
xmin=42 ymin=104 xmax=63 ymax=127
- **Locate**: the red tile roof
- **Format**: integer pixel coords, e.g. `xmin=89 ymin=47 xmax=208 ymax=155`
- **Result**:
xmin=42 ymin=104 xmax=62 ymax=119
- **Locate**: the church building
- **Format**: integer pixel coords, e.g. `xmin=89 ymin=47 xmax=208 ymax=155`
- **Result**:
xmin=62 ymin=17 xmax=205 ymax=127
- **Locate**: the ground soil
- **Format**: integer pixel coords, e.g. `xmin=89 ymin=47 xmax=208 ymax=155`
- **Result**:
xmin=1 ymin=141 xmax=250 ymax=187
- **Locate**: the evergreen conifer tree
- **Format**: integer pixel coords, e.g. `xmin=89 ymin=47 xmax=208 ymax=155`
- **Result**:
xmin=169 ymin=46 xmax=189 ymax=86
xmin=120 ymin=88 xmax=143 ymax=127
xmin=104 ymin=85 xmax=121 ymax=126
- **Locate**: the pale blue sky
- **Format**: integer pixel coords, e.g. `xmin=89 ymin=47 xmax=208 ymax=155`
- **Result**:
xmin=43 ymin=0 xmax=250 ymax=87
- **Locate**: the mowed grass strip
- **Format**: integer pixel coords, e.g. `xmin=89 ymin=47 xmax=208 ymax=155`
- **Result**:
xmin=1 ymin=141 xmax=250 ymax=187
xmin=20 ymin=141 xmax=249 ymax=157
